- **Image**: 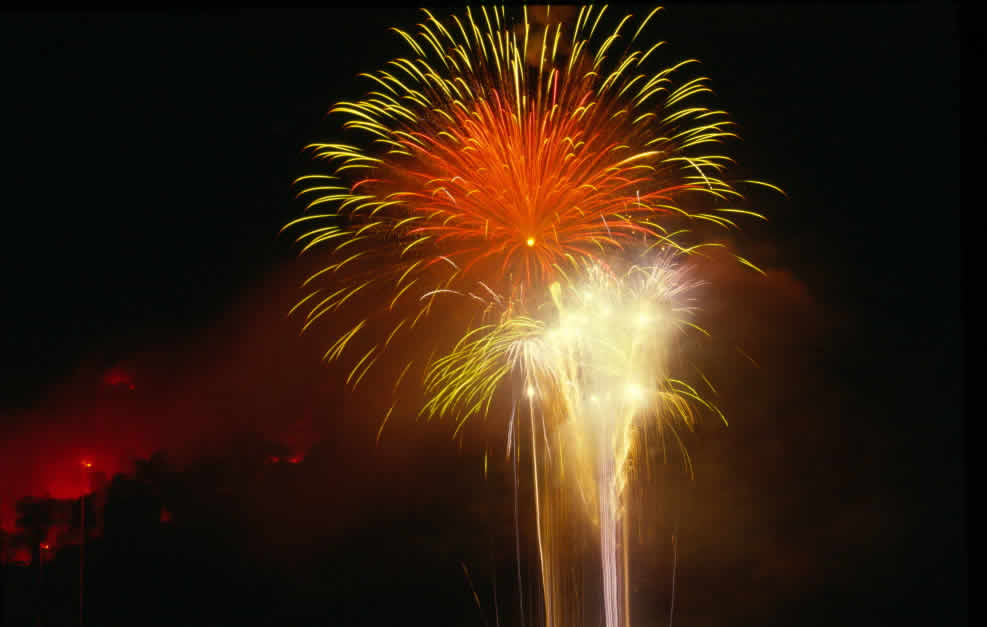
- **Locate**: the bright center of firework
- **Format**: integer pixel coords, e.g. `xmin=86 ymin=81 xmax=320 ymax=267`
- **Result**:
xmin=526 ymin=236 xmax=536 ymax=247
xmin=624 ymin=382 xmax=645 ymax=403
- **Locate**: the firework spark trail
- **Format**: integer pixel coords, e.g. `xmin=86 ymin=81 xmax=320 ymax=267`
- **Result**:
xmin=599 ymin=447 xmax=621 ymax=627
xmin=510 ymin=402 xmax=525 ymax=627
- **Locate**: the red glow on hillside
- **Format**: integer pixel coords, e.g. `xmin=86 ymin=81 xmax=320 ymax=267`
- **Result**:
xmin=102 ymin=366 xmax=135 ymax=390
xmin=1 ymin=268 xmax=350 ymax=534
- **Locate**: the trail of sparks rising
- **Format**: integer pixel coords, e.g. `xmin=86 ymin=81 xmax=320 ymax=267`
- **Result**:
xmin=284 ymin=5 xmax=774 ymax=394
xmin=424 ymin=253 xmax=722 ymax=627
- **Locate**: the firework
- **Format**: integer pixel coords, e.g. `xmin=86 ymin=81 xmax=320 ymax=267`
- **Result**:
xmin=284 ymin=6 xmax=775 ymax=391
xmin=286 ymin=6 xmax=779 ymax=627
xmin=425 ymin=253 xmax=717 ymax=627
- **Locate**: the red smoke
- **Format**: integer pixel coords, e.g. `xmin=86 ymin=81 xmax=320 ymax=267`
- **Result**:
xmin=0 ymin=264 xmax=339 ymax=533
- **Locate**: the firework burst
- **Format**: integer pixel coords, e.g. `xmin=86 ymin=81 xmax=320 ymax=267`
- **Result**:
xmin=284 ymin=5 xmax=777 ymax=392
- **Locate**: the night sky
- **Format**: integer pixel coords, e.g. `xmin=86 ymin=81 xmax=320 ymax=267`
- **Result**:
xmin=1 ymin=6 xmax=965 ymax=627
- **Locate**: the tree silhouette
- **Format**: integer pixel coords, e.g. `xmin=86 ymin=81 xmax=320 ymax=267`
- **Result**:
xmin=14 ymin=496 xmax=58 ymax=625
xmin=14 ymin=497 xmax=57 ymax=568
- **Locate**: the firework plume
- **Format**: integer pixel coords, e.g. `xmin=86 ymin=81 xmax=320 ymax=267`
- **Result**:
xmin=425 ymin=254 xmax=716 ymax=627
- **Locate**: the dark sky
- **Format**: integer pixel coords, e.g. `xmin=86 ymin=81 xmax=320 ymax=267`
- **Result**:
xmin=1 ymin=6 xmax=965 ymax=626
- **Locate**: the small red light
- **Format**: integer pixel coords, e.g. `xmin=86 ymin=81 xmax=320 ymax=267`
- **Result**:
xmin=288 ymin=456 xmax=300 ymax=464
